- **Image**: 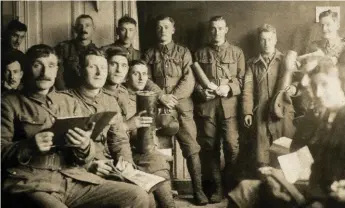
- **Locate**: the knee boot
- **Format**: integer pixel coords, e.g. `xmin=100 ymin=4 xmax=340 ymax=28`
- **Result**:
xmin=210 ymin=157 xmax=223 ymax=203
xmin=186 ymin=154 xmax=208 ymax=205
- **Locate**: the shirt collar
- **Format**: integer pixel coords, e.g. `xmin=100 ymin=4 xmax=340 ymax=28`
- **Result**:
xmin=114 ymin=40 xmax=134 ymax=50
xmin=210 ymin=41 xmax=230 ymax=51
xmin=158 ymin=41 xmax=175 ymax=52
xmin=253 ymin=49 xmax=282 ymax=64
xmin=74 ymin=88 xmax=103 ymax=105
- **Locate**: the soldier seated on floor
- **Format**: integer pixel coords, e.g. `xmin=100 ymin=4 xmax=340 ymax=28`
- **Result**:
xmin=227 ymin=57 xmax=345 ymax=208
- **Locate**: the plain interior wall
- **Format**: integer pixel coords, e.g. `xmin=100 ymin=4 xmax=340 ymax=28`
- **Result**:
xmin=138 ymin=1 xmax=345 ymax=58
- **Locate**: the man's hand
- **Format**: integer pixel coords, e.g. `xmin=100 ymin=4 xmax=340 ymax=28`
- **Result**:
xmin=89 ymin=160 xmax=113 ymax=177
xmin=286 ymin=85 xmax=297 ymax=97
xmin=129 ymin=110 xmax=153 ymax=129
xmin=330 ymin=180 xmax=345 ymax=202
xmin=35 ymin=132 xmax=54 ymax=152
xmin=66 ymin=122 xmax=95 ymax=150
xmin=202 ymin=89 xmax=216 ymax=101
xmin=160 ymin=94 xmax=178 ymax=109
xmin=215 ymin=85 xmax=230 ymax=97
xmin=244 ymin=114 xmax=253 ymax=128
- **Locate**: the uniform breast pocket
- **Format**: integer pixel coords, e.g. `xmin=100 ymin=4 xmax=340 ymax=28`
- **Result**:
xmin=221 ymin=59 xmax=237 ymax=77
xmin=171 ymin=58 xmax=183 ymax=76
xmin=19 ymin=116 xmax=47 ymax=138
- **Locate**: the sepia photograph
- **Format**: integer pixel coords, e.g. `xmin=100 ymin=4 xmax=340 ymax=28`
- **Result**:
xmin=1 ymin=0 xmax=345 ymax=207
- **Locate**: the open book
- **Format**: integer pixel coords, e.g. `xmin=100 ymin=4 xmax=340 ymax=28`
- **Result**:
xmin=278 ymin=146 xmax=314 ymax=184
xmin=50 ymin=111 xmax=117 ymax=146
xmin=115 ymin=157 xmax=167 ymax=193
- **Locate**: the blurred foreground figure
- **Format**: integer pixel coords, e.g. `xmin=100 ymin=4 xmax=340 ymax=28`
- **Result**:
xmin=228 ymin=57 xmax=345 ymax=208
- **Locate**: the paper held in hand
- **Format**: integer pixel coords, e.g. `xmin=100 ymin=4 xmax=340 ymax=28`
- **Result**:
xmin=278 ymin=146 xmax=314 ymax=184
xmin=115 ymin=157 xmax=167 ymax=193
xmin=269 ymin=137 xmax=292 ymax=155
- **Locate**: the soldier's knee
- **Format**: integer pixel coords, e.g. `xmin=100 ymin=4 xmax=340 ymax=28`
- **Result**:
xmin=131 ymin=188 xmax=152 ymax=208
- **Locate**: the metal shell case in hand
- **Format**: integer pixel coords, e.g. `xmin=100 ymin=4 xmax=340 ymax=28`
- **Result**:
xmin=136 ymin=91 xmax=158 ymax=154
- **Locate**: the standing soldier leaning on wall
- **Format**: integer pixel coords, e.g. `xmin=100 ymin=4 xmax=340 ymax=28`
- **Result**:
xmin=143 ymin=15 xmax=208 ymax=206
xmin=55 ymin=14 xmax=98 ymax=90
xmin=194 ymin=16 xmax=245 ymax=202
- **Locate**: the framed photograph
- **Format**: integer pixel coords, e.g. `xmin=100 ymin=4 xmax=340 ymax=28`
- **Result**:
xmin=316 ymin=6 xmax=340 ymax=23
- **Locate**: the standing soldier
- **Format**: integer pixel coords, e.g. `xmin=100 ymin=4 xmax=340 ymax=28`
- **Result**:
xmin=101 ymin=16 xmax=140 ymax=61
xmin=55 ymin=14 xmax=98 ymax=90
xmin=242 ymin=24 xmax=296 ymax=168
xmin=194 ymin=16 xmax=245 ymax=202
xmin=143 ymin=16 xmax=208 ymax=205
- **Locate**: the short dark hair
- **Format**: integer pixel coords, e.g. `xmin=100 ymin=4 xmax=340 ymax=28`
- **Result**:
xmin=1 ymin=52 xmax=24 ymax=78
xmin=156 ymin=15 xmax=175 ymax=27
xmin=257 ymin=24 xmax=277 ymax=37
xmin=79 ymin=48 xmax=105 ymax=70
xmin=7 ymin=19 xmax=27 ymax=32
xmin=128 ymin=60 xmax=148 ymax=74
xmin=105 ymin=47 xmax=128 ymax=61
xmin=319 ymin=9 xmax=338 ymax=22
xmin=209 ymin=16 xmax=227 ymax=26
xmin=75 ymin=14 xmax=94 ymax=25
xmin=26 ymin=44 xmax=56 ymax=66
xmin=118 ymin=15 xmax=137 ymax=27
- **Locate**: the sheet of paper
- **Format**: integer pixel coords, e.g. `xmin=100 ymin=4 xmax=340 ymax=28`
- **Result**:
xmin=273 ymin=137 xmax=292 ymax=149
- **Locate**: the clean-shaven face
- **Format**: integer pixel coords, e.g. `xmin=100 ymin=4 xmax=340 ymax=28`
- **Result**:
xmin=156 ymin=19 xmax=175 ymax=44
xmin=83 ymin=55 xmax=108 ymax=89
xmin=210 ymin=19 xmax=228 ymax=44
xmin=127 ymin=64 xmax=149 ymax=91
xmin=259 ymin=31 xmax=277 ymax=55
xmin=319 ymin=15 xmax=340 ymax=40
xmin=107 ymin=55 xmax=129 ymax=84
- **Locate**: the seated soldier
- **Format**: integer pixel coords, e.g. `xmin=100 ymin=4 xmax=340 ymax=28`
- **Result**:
xmin=65 ymin=48 xmax=154 ymax=207
xmin=228 ymin=57 xmax=345 ymax=208
xmin=103 ymin=48 xmax=178 ymax=208
xmin=1 ymin=44 xmax=151 ymax=208
xmin=1 ymin=52 xmax=24 ymax=94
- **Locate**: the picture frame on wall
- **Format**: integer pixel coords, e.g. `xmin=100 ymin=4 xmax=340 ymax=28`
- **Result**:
xmin=316 ymin=6 xmax=340 ymax=23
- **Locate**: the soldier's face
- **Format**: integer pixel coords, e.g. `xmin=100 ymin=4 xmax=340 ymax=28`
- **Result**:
xmin=259 ymin=31 xmax=277 ymax=55
xmin=4 ymin=61 xmax=23 ymax=89
xmin=127 ymin=64 xmax=148 ymax=91
xmin=117 ymin=23 xmax=136 ymax=45
xmin=31 ymin=54 xmax=58 ymax=91
xmin=107 ymin=55 xmax=129 ymax=84
xmin=320 ymin=16 xmax=340 ymax=39
xmin=9 ymin=30 xmax=26 ymax=49
xmin=156 ymin=19 xmax=175 ymax=43
xmin=210 ymin=20 xmax=228 ymax=44
xmin=75 ymin=18 xmax=94 ymax=40
xmin=83 ymin=55 xmax=108 ymax=89
xmin=311 ymin=71 xmax=343 ymax=109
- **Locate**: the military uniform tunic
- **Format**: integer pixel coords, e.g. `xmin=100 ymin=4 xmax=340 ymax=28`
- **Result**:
xmin=194 ymin=41 xmax=245 ymax=166
xmin=144 ymin=41 xmax=200 ymax=158
xmin=1 ymin=89 xmax=104 ymax=194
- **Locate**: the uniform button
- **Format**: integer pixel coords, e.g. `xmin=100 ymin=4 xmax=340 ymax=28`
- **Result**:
xmin=58 ymin=167 xmax=62 ymax=170
xmin=51 ymin=117 xmax=55 ymax=122
xmin=13 ymin=171 xmax=16 ymax=175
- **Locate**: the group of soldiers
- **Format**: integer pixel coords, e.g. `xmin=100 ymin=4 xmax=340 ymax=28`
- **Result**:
xmin=1 ymin=8 xmax=345 ymax=208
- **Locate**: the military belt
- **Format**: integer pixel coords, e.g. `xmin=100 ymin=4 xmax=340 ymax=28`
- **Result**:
xmin=210 ymin=78 xmax=230 ymax=86
xmin=24 ymin=152 xmax=69 ymax=170
xmin=155 ymin=77 xmax=180 ymax=88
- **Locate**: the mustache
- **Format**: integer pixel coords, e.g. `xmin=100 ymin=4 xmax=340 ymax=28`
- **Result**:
xmin=36 ymin=77 xmax=53 ymax=81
